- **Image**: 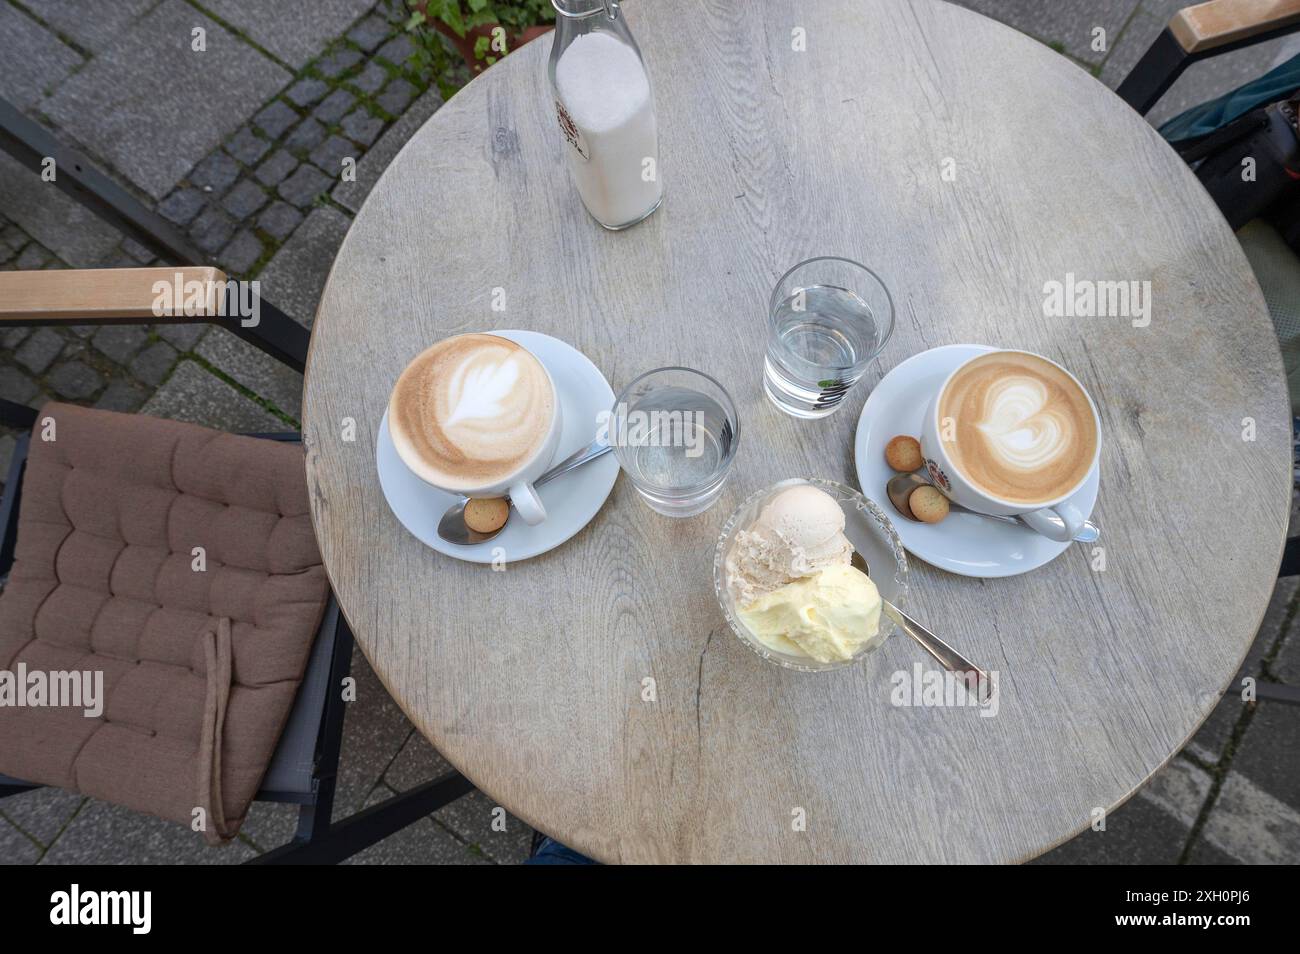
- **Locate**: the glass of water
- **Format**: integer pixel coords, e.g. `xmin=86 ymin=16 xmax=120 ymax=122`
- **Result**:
xmin=608 ymin=368 xmax=740 ymax=517
xmin=764 ymin=256 xmax=895 ymax=419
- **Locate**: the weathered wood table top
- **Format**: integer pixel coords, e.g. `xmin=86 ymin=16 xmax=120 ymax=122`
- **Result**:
xmin=303 ymin=0 xmax=1291 ymax=863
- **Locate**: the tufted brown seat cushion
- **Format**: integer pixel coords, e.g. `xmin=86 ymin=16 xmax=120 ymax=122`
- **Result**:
xmin=0 ymin=403 xmax=329 ymax=841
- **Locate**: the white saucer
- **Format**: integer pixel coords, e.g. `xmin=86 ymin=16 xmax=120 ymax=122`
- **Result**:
xmin=852 ymin=344 xmax=1099 ymax=578
xmin=376 ymin=330 xmax=620 ymax=564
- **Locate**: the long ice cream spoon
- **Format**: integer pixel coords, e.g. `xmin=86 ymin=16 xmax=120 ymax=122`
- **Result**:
xmin=436 ymin=438 xmax=612 ymax=546
xmin=850 ymin=551 xmax=993 ymax=702
xmin=885 ymin=472 xmax=1100 ymax=543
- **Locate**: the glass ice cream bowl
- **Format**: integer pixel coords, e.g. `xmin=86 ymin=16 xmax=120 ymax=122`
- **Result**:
xmin=712 ymin=478 xmax=908 ymax=672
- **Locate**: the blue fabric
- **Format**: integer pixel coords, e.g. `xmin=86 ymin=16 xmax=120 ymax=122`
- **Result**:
xmin=524 ymin=837 xmax=598 ymax=865
xmin=1159 ymin=51 xmax=1300 ymax=142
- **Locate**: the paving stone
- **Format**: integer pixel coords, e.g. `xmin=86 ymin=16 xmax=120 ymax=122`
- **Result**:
xmin=1032 ymin=795 xmax=1188 ymax=864
xmin=225 ymin=127 xmax=272 ymax=167
xmin=377 ymin=78 xmax=416 ymax=116
xmin=21 ymin=0 xmax=155 ymax=54
xmin=318 ymin=45 xmax=364 ymax=77
xmin=286 ymin=77 xmax=330 ymax=108
xmin=1135 ymin=757 xmax=1212 ymax=828
xmin=197 ymin=329 xmax=303 ymax=420
xmin=15 ymin=328 xmax=65 ymax=375
xmin=343 ymin=784 xmax=491 ymax=865
xmin=432 ymin=788 xmax=534 ymax=865
xmin=0 ymin=4 xmax=83 ymax=111
xmin=1197 ymin=770 xmax=1300 ymax=864
xmin=0 ymin=154 xmax=121 ymax=267
xmin=91 ymin=324 xmax=148 ymax=364
xmin=222 ymin=179 xmax=270 ymax=219
xmin=189 ymin=150 xmax=242 ymax=194
xmin=310 ymin=135 xmax=357 ymax=176
xmin=14 ymin=245 xmax=50 ymax=271
xmin=1277 ymin=623 xmax=1300 ymax=683
xmin=0 ymin=434 xmax=15 ymax=479
xmin=237 ymin=800 xmax=298 ymax=853
xmin=121 ymin=237 xmax=154 ymax=264
xmin=39 ymin=798 xmax=254 ymax=865
xmin=219 ymin=228 xmax=262 ymax=274
xmin=1229 ymin=696 xmax=1300 ymax=808
xmin=93 ymin=379 xmax=150 ymax=413
xmin=129 ymin=341 xmax=180 ymax=386
xmin=40 ymin=0 xmax=290 ymax=200
xmin=351 ymin=61 xmax=389 ymax=95
xmin=253 ymin=100 xmax=300 ymax=139
xmin=0 ymin=786 xmax=83 ymax=848
xmin=1 ymin=327 xmax=31 ymax=350
xmin=277 ymin=164 xmax=333 ymax=208
xmin=219 ymin=229 xmax=265 ymax=275
xmin=47 ymin=361 xmax=104 ymax=400
xmin=258 ymin=207 xmax=351 ymax=326
xmin=1 ymin=225 xmax=27 ymax=252
xmin=141 ymin=360 xmax=283 ymax=432
xmin=190 ymin=206 xmax=237 ymax=255
xmin=341 ymin=108 xmax=384 ymax=146
xmin=376 ymin=34 xmax=415 ymax=68
xmin=0 ymin=818 xmax=41 ymax=865
xmin=333 ymin=88 xmax=443 ymax=213
xmin=330 ymin=646 xmax=414 ymax=820
xmin=254 ymin=150 xmax=299 ymax=188
xmin=154 ymin=322 xmax=209 ymax=353
xmin=1186 ymin=837 xmax=1242 ymax=864
xmin=285 ymin=117 xmax=328 ymax=153
xmin=258 ymin=201 xmax=305 ymax=242
xmin=0 ymin=367 xmax=39 ymax=404
xmin=158 ymin=187 xmax=208 ymax=227
xmin=348 ymin=15 xmax=394 ymax=53
xmin=199 ymin=0 xmax=374 ymax=70
xmin=314 ymin=88 xmax=356 ymax=125
xmin=385 ymin=728 xmax=454 ymax=791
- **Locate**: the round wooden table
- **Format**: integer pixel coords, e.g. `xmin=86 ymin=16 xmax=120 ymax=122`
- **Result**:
xmin=303 ymin=0 xmax=1291 ymax=863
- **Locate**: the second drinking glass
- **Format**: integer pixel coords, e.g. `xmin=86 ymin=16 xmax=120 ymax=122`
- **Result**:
xmin=607 ymin=368 xmax=739 ymax=517
xmin=764 ymin=257 xmax=895 ymax=419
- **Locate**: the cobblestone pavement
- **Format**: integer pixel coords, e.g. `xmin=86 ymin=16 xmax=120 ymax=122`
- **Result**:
xmin=1 ymin=0 xmax=1297 ymax=864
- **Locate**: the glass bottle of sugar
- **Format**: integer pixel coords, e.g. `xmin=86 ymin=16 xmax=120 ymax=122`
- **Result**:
xmin=548 ymin=0 xmax=662 ymax=230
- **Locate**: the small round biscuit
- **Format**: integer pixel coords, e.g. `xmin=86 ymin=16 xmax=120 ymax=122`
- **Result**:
xmin=885 ymin=435 xmax=924 ymax=473
xmin=909 ymin=485 xmax=949 ymax=524
xmin=464 ymin=497 xmax=509 ymax=534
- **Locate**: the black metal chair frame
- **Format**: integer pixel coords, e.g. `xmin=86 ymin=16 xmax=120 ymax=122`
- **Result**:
xmin=1117 ymin=9 xmax=1300 ymax=706
xmin=0 ymin=98 xmax=475 ymax=863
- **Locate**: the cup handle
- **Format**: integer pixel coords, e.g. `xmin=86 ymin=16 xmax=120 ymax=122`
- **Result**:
xmin=1019 ymin=501 xmax=1084 ymax=543
xmin=510 ymin=481 xmax=546 ymax=526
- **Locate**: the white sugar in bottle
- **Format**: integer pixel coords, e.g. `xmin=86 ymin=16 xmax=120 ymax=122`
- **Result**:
xmin=548 ymin=0 xmax=662 ymax=230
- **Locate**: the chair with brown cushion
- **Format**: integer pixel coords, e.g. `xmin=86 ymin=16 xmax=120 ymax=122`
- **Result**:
xmin=0 ymin=266 xmax=474 ymax=861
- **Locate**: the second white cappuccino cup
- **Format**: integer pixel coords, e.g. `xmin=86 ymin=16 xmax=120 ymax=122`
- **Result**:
xmin=919 ymin=349 xmax=1100 ymax=543
xmin=387 ymin=333 xmax=562 ymax=526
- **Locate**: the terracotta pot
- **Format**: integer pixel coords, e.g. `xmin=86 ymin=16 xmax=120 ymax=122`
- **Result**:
xmin=414 ymin=4 xmax=554 ymax=74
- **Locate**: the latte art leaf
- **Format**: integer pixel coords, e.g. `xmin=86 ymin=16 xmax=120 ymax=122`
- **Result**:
xmin=446 ymin=357 xmax=520 ymax=426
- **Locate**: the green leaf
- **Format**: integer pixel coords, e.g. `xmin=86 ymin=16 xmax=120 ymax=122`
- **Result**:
xmin=467 ymin=0 xmax=489 ymax=11
xmin=473 ymin=35 xmax=490 ymax=57
xmin=404 ymin=10 xmax=426 ymax=29
xmin=440 ymin=3 xmax=466 ymax=36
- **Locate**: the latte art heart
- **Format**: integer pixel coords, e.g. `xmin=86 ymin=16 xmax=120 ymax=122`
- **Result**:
xmin=389 ymin=334 xmax=555 ymax=490
xmin=940 ymin=352 xmax=1097 ymax=505
xmin=976 ymin=377 xmax=1073 ymax=471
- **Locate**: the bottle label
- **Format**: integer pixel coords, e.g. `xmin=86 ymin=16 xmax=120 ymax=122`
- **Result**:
xmin=555 ymin=100 xmax=590 ymax=162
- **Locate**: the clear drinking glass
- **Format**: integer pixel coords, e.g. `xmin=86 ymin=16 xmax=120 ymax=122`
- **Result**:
xmin=608 ymin=368 xmax=739 ymax=517
xmin=764 ymin=257 xmax=895 ymax=419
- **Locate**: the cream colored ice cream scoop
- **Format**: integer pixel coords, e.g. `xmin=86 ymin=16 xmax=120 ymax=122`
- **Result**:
xmin=736 ymin=564 xmax=882 ymax=664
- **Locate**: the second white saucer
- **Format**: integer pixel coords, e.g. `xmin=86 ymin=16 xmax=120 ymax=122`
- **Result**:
xmin=852 ymin=344 xmax=1099 ymax=578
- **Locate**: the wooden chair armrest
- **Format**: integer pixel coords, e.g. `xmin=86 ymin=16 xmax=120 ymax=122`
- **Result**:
xmin=0 ymin=266 xmax=227 ymax=323
xmin=1171 ymin=0 xmax=1300 ymax=53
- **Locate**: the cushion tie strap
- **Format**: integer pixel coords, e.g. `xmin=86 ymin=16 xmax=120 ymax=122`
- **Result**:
xmin=198 ymin=616 xmax=236 ymax=846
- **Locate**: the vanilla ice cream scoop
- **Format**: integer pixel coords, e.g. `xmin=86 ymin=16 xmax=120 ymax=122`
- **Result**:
xmin=737 ymin=564 xmax=882 ymax=663
xmin=725 ymin=485 xmax=853 ymax=605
